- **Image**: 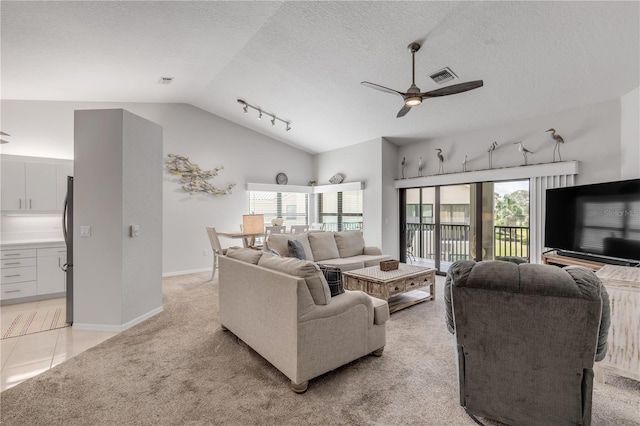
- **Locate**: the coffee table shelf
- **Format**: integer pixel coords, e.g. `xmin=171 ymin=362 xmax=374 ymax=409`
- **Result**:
xmin=342 ymin=263 xmax=436 ymax=313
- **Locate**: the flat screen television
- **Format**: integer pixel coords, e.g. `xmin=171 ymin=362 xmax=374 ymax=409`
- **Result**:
xmin=545 ymin=178 xmax=640 ymax=265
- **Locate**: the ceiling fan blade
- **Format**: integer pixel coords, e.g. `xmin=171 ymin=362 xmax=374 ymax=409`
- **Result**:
xmin=421 ymin=80 xmax=484 ymax=98
xmin=397 ymin=105 xmax=411 ymax=118
xmin=0 ymin=131 xmax=10 ymax=136
xmin=361 ymin=81 xmax=404 ymax=98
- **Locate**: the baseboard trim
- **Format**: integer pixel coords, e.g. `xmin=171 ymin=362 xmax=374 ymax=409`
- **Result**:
xmin=162 ymin=267 xmax=211 ymax=277
xmin=72 ymin=306 xmax=163 ymax=332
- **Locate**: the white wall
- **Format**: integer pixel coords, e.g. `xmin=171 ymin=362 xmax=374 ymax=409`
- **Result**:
xmin=398 ymin=98 xmax=624 ymax=186
xmin=621 ymin=86 xmax=640 ymax=179
xmin=381 ymin=138 xmax=399 ymax=258
xmin=314 ymin=138 xmax=398 ymax=255
xmin=1 ymin=100 xmax=314 ymax=275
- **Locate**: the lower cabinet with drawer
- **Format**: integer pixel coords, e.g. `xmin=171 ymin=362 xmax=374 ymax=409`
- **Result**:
xmin=1 ymin=249 xmax=38 ymax=301
xmin=1 ymin=244 xmax=66 ymax=303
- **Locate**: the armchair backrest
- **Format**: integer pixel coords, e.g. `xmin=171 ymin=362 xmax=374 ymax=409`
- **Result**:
xmin=445 ymin=260 xmax=610 ymax=426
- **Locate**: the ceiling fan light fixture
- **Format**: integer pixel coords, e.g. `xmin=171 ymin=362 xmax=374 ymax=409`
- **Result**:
xmin=405 ymin=97 xmax=422 ymax=107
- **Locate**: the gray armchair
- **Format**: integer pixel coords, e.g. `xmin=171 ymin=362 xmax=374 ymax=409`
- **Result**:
xmin=445 ymin=260 xmax=610 ymax=426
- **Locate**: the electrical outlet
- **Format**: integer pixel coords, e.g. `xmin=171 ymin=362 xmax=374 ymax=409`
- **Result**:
xmin=80 ymin=225 xmax=91 ymax=237
xmin=130 ymin=224 xmax=140 ymax=237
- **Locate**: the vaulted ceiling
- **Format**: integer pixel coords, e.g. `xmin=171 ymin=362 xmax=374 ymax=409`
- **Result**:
xmin=2 ymin=1 xmax=638 ymax=153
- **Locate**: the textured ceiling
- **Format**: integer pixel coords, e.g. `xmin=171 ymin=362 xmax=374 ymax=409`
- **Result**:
xmin=1 ymin=1 xmax=638 ymax=154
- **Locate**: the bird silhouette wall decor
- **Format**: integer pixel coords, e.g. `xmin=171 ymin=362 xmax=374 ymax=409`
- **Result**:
xmin=435 ymin=149 xmax=445 ymax=174
xmin=546 ymin=128 xmax=565 ymax=162
xmin=487 ymin=141 xmax=498 ymax=169
xmin=513 ymin=141 xmax=533 ymax=165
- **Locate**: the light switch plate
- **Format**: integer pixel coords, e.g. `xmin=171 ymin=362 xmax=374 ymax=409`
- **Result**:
xmin=80 ymin=225 xmax=91 ymax=237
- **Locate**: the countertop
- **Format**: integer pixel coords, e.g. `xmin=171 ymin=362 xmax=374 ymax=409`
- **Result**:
xmin=0 ymin=238 xmax=66 ymax=250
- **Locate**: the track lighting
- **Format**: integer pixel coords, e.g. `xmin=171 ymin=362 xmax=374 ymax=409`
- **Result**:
xmin=237 ymin=99 xmax=291 ymax=132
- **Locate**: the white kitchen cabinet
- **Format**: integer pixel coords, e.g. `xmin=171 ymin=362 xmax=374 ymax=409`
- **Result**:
xmin=1 ymin=160 xmax=26 ymax=210
xmin=56 ymin=164 xmax=73 ymax=210
xmin=36 ymin=247 xmax=67 ymax=295
xmin=0 ymin=159 xmax=57 ymax=211
xmin=1 ymin=249 xmax=38 ymax=300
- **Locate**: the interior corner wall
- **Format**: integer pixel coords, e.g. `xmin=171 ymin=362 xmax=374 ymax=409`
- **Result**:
xmin=314 ymin=138 xmax=384 ymax=249
xmin=621 ymin=86 xmax=640 ymax=179
xmin=1 ymin=100 xmax=314 ymax=275
xmin=397 ymin=98 xmax=623 ymax=186
xmin=381 ymin=139 xmax=399 ymax=258
xmin=74 ymin=109 xmax=163 ymax=329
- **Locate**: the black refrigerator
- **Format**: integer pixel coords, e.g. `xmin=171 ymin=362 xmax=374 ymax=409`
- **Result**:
xmin=62 ymin=176 xmax=74 ymax=325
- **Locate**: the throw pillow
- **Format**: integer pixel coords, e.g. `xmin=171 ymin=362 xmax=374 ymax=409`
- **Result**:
xmin=318 ymin=265 xmax=345 ymax=297
xmin=288 ymin=239 xmax=307 ymax=260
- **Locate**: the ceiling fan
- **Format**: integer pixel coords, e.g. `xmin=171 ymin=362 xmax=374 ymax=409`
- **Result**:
xmin=361 ymin=42 xmax=483 ymax=118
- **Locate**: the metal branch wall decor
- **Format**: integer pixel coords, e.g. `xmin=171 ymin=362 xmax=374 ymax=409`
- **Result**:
xmin=166 ymin=154 xmax=235 ymax=196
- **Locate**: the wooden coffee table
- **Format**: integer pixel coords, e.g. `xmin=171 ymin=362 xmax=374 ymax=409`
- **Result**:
xmin=342 ymin=263 xmax=436 ymax=313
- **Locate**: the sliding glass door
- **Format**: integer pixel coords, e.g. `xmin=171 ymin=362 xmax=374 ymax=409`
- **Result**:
xmin=401 ymin=179 xmax=529 ymax=273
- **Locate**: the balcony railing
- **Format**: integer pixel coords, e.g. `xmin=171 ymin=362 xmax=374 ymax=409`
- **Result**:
xmin=322 ymin=222 xmax=363 ymax=232
xmin=406 ymin=223 xmax=529 ymax=262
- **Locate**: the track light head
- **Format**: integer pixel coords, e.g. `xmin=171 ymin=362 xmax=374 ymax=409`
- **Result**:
xmin=286 ymin=123 xmax=291 ymax=132
xmin=271 ymin=116 xmax=276 ymax=126
xmin=258 ymin=110 xmax=262 ymax=120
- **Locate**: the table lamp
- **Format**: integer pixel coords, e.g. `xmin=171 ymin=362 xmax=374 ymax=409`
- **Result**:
xmin=242 ymin=214 xmax=264 ymax=247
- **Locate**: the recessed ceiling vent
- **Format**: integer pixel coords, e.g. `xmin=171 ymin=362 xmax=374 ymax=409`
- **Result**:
xmin=429 ymin=67 xmax=457 ymax=85
xmin=158 ymin=76 xmax=174 ymax=85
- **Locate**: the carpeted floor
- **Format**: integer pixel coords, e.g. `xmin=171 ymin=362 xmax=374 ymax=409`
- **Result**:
xmin=1 ymin=307 xmax=67 ymax=339
xmin=1 ymin=272 xmax=638 ymax=425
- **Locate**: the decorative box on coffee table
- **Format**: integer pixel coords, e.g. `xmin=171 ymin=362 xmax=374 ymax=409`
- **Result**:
xmin=342 ymin=263 xmax=436 ymax=313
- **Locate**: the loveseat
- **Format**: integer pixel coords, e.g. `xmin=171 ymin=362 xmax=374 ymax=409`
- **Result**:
xmin=218 ymin=247 xmax=389 ymax=393
xmin=265 ymin=230 xmax=391 ymax=271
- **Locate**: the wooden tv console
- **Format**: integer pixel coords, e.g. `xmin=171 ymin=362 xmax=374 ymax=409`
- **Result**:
xmin=541 ymin=251 xmax=607 ymax=272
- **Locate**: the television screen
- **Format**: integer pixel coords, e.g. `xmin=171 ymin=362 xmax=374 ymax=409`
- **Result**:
xmin=545 ymin=179 xmax=640 ymax=262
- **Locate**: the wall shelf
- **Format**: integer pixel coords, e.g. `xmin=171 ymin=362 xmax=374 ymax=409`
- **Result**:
xmin=394 ymin=161 xmax=579 ymax=189
xmin=246 ymin=181 xmax=364 ymax=194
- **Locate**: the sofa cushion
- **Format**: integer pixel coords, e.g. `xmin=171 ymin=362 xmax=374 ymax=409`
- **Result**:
xmin=258 ymin=255 xmax=331 ymax=305
xmin=266 ymin=233 xmax=315 ymax=262
xmin=225 ymin=247 xmax=263 ymax=264
xmin=318 ymin=265 xmax=345 ymax=297
xmin=307 ymin=232 xmax=340 ymax=261
xmin=334 ymin=231 xmax=365 ymax=258
xmin=316 ymin=258 xmax=365 ymax=272
xmin=288 ymin=239 xmax=307 ymax=260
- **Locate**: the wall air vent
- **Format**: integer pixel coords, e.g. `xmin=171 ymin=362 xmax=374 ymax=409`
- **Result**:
xmin=158 ymin=76 xmax=174 ymax=85
xmin=429 ymin=67 xmax=457 ymax=85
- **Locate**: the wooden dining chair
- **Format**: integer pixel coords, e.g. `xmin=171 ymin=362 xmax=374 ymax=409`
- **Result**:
xmin=265 ymin=225 xmax=287 ymax=236
xmin=206 ymin=227 xmax=227 ymax=281
xmin=290 ymin=225 xmax=309 ymax=234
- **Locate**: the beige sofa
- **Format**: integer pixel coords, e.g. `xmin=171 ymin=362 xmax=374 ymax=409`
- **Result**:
xmin=265 ymin=230 xmax=391 ymax=271
xmin=218 ymin=247 xmax=389 ymax=393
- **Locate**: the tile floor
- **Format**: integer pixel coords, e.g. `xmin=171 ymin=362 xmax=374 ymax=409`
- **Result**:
xmin=0 ymin=298 xmax=117 ymax=392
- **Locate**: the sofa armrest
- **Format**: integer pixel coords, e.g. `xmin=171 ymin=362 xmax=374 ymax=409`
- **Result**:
xmin=298 ymin=290 xmax=373 ymax=326
xmin=363 ymin=246 xmax=382 ymax=255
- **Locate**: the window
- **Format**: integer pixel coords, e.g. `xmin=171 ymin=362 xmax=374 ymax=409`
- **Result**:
xmin=249 ymin=191 xmax=309 ymax=226
xmin=318 ymin=190 xmax=363 ymax=232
